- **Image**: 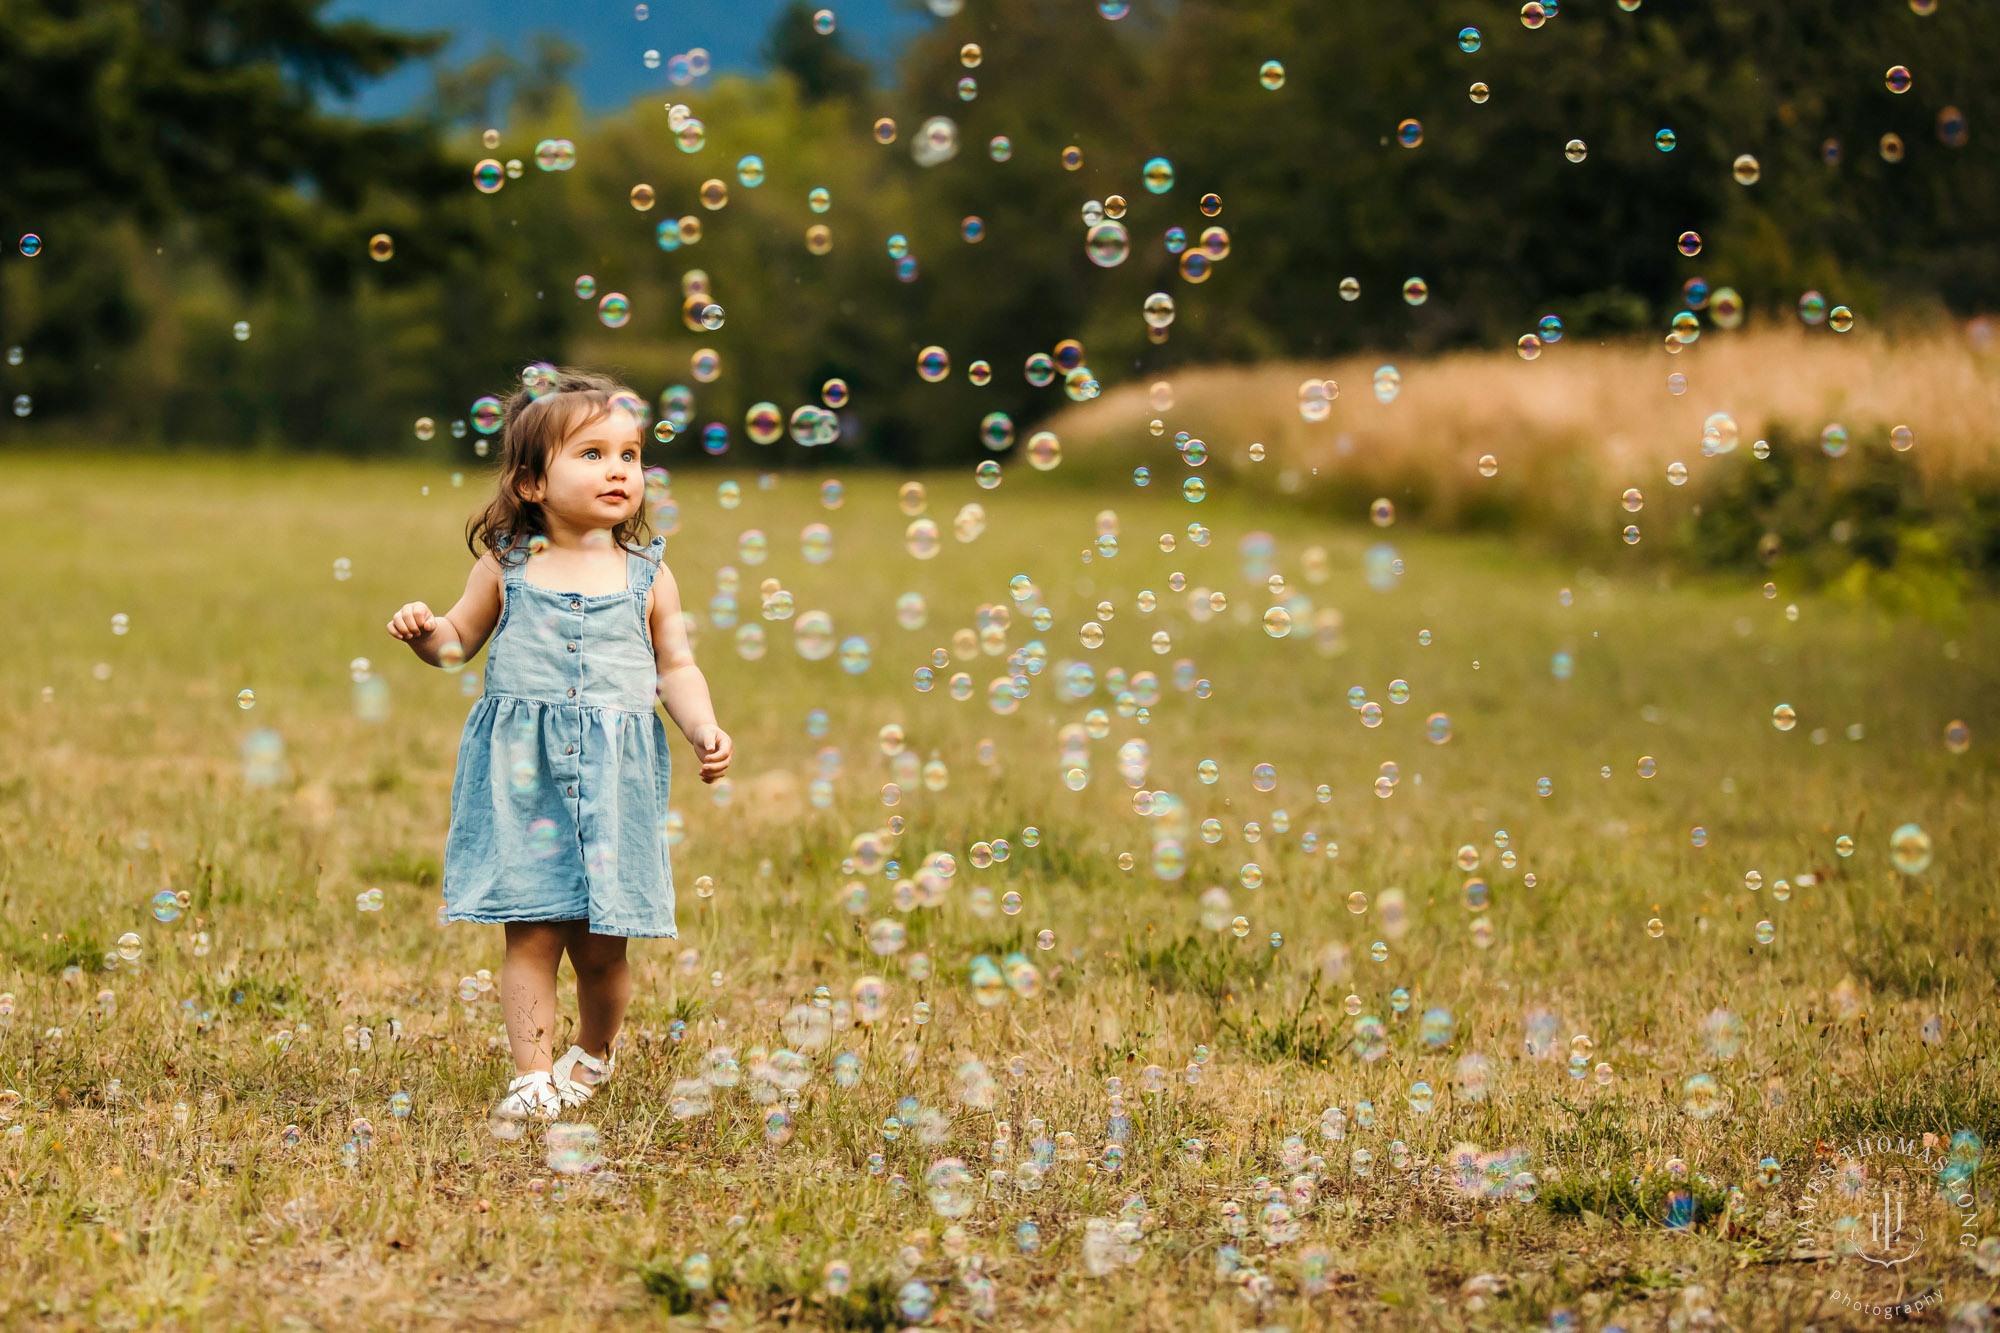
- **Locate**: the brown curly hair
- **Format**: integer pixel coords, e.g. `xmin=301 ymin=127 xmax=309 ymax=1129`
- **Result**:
xmin=465 ymin=368 xmax=654 ymax=566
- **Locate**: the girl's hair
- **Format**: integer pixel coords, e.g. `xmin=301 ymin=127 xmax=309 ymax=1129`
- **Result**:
xmin=465 ymin=367 xmax=654 ymax=566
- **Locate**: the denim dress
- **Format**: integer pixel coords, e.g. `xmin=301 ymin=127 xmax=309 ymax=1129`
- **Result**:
xmin=442 ymin=536 xmax=677 ymax=937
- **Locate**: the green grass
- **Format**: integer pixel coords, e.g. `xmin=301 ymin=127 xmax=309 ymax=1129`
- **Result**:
xmin=0 ymin=455 xmax=1996 ymax=1330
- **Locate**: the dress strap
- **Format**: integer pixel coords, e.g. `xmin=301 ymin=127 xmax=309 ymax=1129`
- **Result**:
xmin=626 ymin=536 xmax=667 ymax=589
xmin=494 ymin=532 xmax=529 ymax=584
xmin=627 ymin=537 xmax=667 ymax=630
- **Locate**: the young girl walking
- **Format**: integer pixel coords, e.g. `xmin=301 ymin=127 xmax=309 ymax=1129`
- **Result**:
xmin=387 ymin=368 xmax=731 ymax=1124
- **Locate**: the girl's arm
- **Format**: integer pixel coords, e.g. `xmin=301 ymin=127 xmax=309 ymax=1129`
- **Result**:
xmin=386 ymin=554 xmax=504 ymax=667
xmin=647 ymin=563 xmax=732 ymax=783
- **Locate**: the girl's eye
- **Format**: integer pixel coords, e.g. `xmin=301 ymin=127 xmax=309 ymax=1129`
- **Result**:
xmin=582 ymin=448 xmax=600 ymax=460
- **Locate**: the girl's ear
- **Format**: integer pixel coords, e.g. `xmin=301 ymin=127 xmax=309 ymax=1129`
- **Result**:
xmin=516 ymin=472 xmax=545 ymax=504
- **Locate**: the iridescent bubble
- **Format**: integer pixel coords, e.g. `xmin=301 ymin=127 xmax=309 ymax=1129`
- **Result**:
xmin=1259 ymin=60 xmax=1286 ymax=90
xmin=1142 ymin=157 xmax=1175 ymax=193
xmin=917 ymin=346 xmax=951 ymax=382
xmin=1564 ymin=139 xmax=1587 ymax=163
xmin=1885 ymin=64 xmax=1912 ymax=94
xmin=1086 ymin=221 xmax=1130 ymax=267
xmin=1457 ymin=26 xmax=1482 ymax=51
xmin=1889 ymin=823 xmax=1932 ymax=875
xmin=1397 ymin=118 xmax=1423 ymax=148
xmin=913 ymin=115 xmax=960 ymax=167
xmin=1677 ymin=231 xmax=1702 ymax=257
xmin=905 ymin=518 xmax=941 ymax=560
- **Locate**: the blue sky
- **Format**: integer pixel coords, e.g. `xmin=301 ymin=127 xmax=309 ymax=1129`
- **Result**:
xmin=324 ymin=0 xmax=930 ymax=117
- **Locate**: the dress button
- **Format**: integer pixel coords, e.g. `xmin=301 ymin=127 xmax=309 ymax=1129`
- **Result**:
xmin=571 ymin=599 xmax=581 ymax=610
xmin=567 ymin=785 xmax=576 ymax=796
xmin=565 ymin=745 xmax=575 ymax=754
xmin=567 ymin=642 xmax=577 ymax=652
xmin=567 ymin=687 xmax=576 ymax=698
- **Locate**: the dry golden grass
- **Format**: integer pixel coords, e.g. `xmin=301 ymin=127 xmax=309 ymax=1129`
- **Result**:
xmin=1049 ymin=325 xmax=2000 ymax=531
xmin=1 ymin=458 xmax=1996 ymax=1330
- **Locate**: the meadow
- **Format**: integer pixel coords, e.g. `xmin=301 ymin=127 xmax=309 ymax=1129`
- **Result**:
xmin=0 ymin=451 xmax=1995 ymax=1331
xmin=1048 ymin=322 xmax=2000 ymax=592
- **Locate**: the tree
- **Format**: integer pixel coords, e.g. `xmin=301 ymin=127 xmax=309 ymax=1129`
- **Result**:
xmin=0 ymin=0 xmax=458 ymax=283
xmin=0 ymin=0 xmax=466 ymax=418
xmin=765 ymin=1 xmax=871 ymax=104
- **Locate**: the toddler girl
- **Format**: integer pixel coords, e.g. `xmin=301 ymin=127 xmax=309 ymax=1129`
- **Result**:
xmin=387 ymin=368 xmax=731 ymax=1124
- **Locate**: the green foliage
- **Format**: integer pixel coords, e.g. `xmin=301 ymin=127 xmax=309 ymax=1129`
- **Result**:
xmin=637 ymin=1260 xmax=901 ymax=1328
xmin=1538 ymin=1168 xmax=1733 ymax=1229
xmin=0 ymin=923 xmax=105 ymax=977
xmin=767 ymin=1 xmax=872 ymax=104
xmin=1226 ymin=977 xmax=1350 ymax=1067
xmin=636 ymin=1260 xmax=699 ymax=1314
xmin=0 ymin=0 xmax=472 ymax=422
xmin=1129 ymin=932 xmax=1270 ymax=1006
xmin=1687 ymin=424 xmax=1999 ymax=609
xmin=2 ymin=0 xmax=1994 ymax=459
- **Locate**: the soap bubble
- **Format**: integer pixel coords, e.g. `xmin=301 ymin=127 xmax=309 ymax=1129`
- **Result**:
xmin=1889 ymin=823 xmax=1932 ymax=875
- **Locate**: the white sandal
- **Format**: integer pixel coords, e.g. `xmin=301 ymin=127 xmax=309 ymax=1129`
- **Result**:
xmin=491 ymin=1070 xmax=563 ymax=1125
xmin=552 ymin=1045 xmax=614 ymax=1107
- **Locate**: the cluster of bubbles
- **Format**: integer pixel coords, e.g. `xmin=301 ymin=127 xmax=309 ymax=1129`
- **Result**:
xmin=14 ymin=8 xmax=1972 ymax=1322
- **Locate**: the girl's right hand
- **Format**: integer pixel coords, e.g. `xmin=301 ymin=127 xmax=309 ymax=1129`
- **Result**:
xmin=387 ymin=602 xmax=438 ymax=641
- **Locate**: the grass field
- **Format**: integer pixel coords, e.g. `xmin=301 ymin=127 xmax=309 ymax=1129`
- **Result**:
xmin=1 ymin=455 xmax=1996 ymax=1330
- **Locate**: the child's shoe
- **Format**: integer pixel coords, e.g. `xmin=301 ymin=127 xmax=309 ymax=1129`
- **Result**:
xmin=552 ymin=1045 xmax=614 ymax=1107
xmin=491 ymin=1070 xmax=563 ymax=1125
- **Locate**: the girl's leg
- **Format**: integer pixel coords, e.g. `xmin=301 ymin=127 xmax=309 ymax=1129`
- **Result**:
xmin=500 ymin=921 xmax=573 ymax=1074
xmin=564 ymin=924 xmax=632 ymax=1059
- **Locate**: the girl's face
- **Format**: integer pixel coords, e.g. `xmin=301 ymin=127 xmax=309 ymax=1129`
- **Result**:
xmin=522 ymin=407 xmax=644 ymax=529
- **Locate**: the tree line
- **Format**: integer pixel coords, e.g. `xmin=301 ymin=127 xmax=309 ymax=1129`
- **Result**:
xmin=0 ymin=0 xmax=1990 ymax=463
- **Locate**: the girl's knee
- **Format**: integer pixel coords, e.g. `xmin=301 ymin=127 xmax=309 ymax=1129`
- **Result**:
xmin=506 ymin=921 xmax=566 ymax=946
xmin=569 ymin=935 xmax=629 ymax=977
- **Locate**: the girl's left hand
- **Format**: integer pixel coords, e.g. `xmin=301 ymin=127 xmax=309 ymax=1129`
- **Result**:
xmin=690 ymin=724 xmax=733 ymax=783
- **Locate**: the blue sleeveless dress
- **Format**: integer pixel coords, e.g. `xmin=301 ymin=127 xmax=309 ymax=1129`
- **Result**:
xmin=442 ymin=536 xmax=677 ymax=937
